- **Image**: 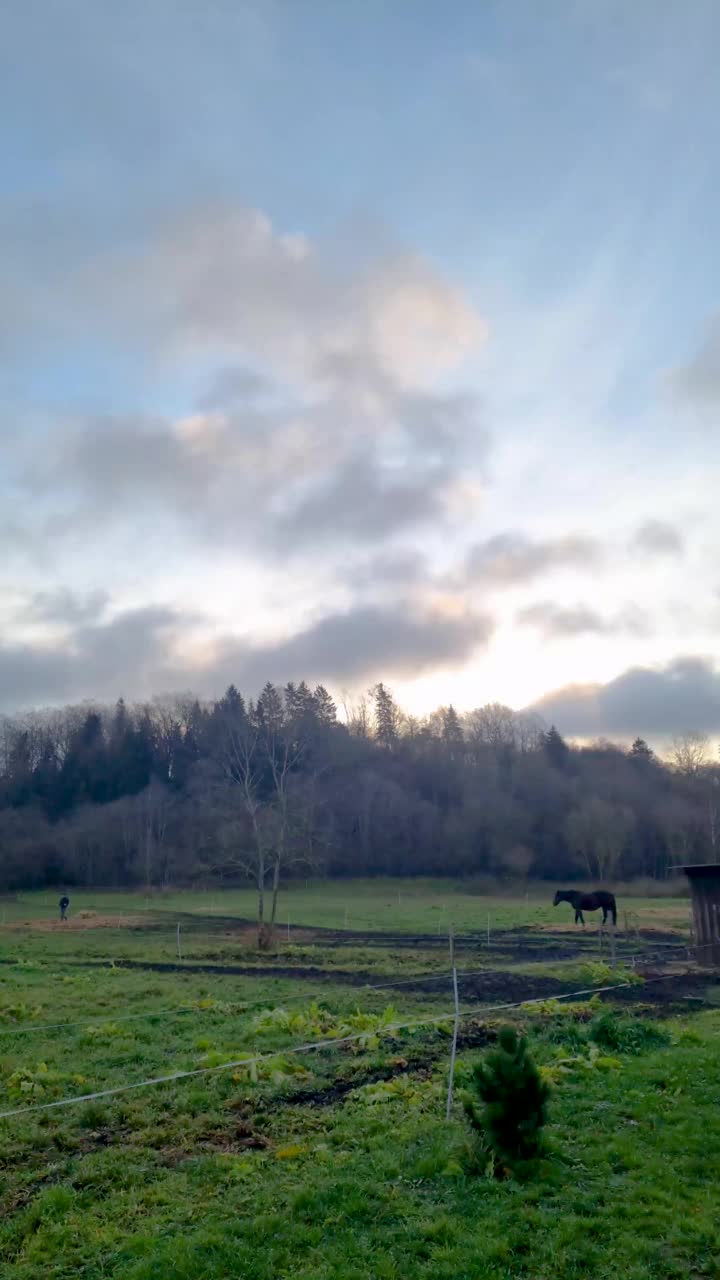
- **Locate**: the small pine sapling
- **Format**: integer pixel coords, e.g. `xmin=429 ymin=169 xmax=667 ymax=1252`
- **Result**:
xmin=464 ymin=1026 xmax=550 ymax=1175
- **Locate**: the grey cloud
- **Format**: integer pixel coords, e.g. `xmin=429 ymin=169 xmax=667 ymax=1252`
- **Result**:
xmin=464 ymin=532 xmax=601 ymax=587
xmin=0 ymin=606 xmax=181 ymax=711
xmin=531 ymin=655 xmax=720 ymax=737
xmin=631 ymin=519 xmax=684 ymax=556
xmin=0 ymin=599 xmax=493 ymax=712
xmin=4 ymin=202 xmax=487 ymax=563
xmin=516 ymin=601 xmax=646 ymax=637
xmin=199 ymin=602 xmax=492 ymax=694
xmin=195 ymin=366 xmax=277 ymax=411
xmin=668 ymin=316 xmax=720 ymax=408
xmin=272 ymin=454 xmax=449 ymax=549
xmin=346 ymin=549 xmax=430 ymax=592
xmin=6 ymin=204 xmax=482 ymax=392
xmin=18 ymin=588 xmax=110 ymax=627
xmin=24 ymin=417 xmax=204 ymax=509
xmin=18 ymin=376 xmax=484 ymax=556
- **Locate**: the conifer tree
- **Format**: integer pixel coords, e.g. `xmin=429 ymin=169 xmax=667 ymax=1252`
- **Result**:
xmin=464 ymin=1027 xmax=549 ymax=1170
xmin=372 ymin=682 xmax=399 ymax=749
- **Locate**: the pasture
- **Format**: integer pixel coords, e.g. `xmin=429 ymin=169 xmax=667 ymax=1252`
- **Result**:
xmin=1 ymin=879 xmax=718 ymax=1279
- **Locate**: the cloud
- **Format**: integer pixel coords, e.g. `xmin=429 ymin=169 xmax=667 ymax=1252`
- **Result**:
xmin=630 ymin=519 xmax=684 ymax=557
xmin=531 ymin=655 xmax=720 ymax=738
xmin=20 ymin=386 xmax=485 ymax=556
xmin=200 ymin=602 xmax=493 ymax=693
xmin=195 ymin=365 xmax=276 ymax=411
xmin=667 ymin=316 xmax=720 ymax=409
xmin=346 ymin=549 xmax=430 ymax=593
xmin=8 ymin=205 xmax=488 ymax=560
xmin=463 ymin=532 xmax=601 ymax=588
xmin=270 ymin=453 xmax=450 ymax=549
xmin=0 ymin=607 xmax=182 ymax=710
xmin=516 ymin=601 xmax=647 ymax=638
xmin=0 ymin=599 xmax=493 ymax=712
xmin=4 ymin=204 xmax=485 ymax=388
xmin=18 ymin=588 xmax=110 ymax=628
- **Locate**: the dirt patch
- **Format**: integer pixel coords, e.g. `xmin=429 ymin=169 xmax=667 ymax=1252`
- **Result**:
xmin=257 ymin=1023 xmax=498 ymax=1110
xmin=71 ymin=959 xmax=578 ymax=1003
xmin=73 ymin=956 xmax=703 ymax=1014
xmin=80 ymin=957 xmax=418 ymax=985
xmin=11 ymin=914 xmax=149 ymax=932
xmin=611 ymin=971 xmax=718 ymax=1013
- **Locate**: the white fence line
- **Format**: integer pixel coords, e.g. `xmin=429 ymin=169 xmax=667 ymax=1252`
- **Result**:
xmin=0 ymin=975 xmax=675 ymax=1123
xmin=0 ymin=965 xmax=510 ymax=1038
xmin=0 ymin=941 xmax=700 ymax=1040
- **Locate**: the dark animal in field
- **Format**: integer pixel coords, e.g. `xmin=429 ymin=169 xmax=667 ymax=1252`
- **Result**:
xmin=553 ymin=889 xmax=617 ymax=927
xmin=59 ymin=895 xmax=70 ymax=922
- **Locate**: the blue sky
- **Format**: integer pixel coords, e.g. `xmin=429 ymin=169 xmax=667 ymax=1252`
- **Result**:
xmin=1 ymin=0 xmax=719 ymax=741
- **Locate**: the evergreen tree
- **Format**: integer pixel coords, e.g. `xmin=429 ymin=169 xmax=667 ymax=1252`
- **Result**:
xmin=125 ymin=713 xmax=155 ymax=794
xmin=313 ymin=685 xmax=337 ymax=726
xmin=372 ymin=682 xmax=399 ymax=750
xmin=441 ymin=705 xmax=464 ymax=751
xmin=109 ymin=698 xmax=130 ymax=749
xmin=630 ymin=737 xmax=654 ymax=762
xmin=59 ymin=711 xmax=110 ymax=809
xmin=464 ymin=1027 xmax=549 ymax=1171
xmin=283 ymin=681 xmax=302 ymax=722
xmin=107 ymin=699 xmax=154 ymax=798
xmin=212 ymin=685 xmax=248 ymax=744
xmin=255 ymin=682 xmax=284 ymax=737
xmin=542 ymin=725 xmax=570 ymax=772
xmin=218 ymin=685 xmax=246 ymax=721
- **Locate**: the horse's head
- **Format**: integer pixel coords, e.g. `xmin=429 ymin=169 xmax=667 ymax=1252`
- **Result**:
xmin=553 ymin=891 xmax=562 ymax=906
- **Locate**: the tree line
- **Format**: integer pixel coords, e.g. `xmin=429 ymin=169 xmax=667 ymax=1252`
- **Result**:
xmin=0 ymin=681 xmax=717 ymax=900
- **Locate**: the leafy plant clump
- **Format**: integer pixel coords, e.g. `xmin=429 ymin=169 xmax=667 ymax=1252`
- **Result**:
xmin=589 ymin=1011 xmax=670 ymax=1055
xmin=252 ymin=1002 xmax=404 ymax=1050
xmin=0 ymin=1000 xmax=43 ymax=1024
xmin=539 ymin=1042 xmax=622 ymax=1084
xmin=464 ymin=1027 xmax=550 ymax=1176
xmin=5 ymin=1061 xmax=87 ymax=1100
xmin=580 ymin=961 xmax=644 ymax=988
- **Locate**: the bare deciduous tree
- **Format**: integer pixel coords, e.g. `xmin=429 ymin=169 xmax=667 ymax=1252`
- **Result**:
xmin=219 ymin=712 xmax=310 ymax=949
xmin=565 ymin=798 xmax=633 ymax=882
xmin=671 ymin=733 xmax=710 ymax=778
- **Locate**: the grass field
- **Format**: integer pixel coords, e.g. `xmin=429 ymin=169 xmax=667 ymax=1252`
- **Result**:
xmin=0 ymin=876 xmax=691 ymax=933
xmin=1 ymin=880 xmax=717 ymax=1279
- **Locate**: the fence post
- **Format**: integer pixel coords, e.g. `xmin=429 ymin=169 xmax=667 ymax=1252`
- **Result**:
xmin=487 ymin=913 xmax=491 ymax=947
xmin=610 ymin=925 xmax=616 ymax=964
xmin=446 ymin=925 xmax=460 ymax=1121
xmin=176 ymin=922 xmax=182 ymax=961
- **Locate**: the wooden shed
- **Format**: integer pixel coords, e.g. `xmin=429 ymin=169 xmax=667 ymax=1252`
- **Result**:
xmin=683 ymin=864 xmax=720 ymax=965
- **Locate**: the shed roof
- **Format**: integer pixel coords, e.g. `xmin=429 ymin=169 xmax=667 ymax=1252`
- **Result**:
xmin=682 ymin=864 xmax=720 ymax=880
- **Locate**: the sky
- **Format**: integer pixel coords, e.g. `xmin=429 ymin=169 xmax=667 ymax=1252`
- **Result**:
xmin=1 ymin=0 xmax=719 ymax=742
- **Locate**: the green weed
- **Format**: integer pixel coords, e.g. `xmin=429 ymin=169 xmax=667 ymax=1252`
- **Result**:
xmin=589 ymin=1010 xmax=671 ymax=1054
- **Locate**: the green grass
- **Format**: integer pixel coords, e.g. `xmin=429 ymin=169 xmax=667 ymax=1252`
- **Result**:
xmin=0 ymin=883 xmax=714 ymax=1279
xmin=0 ymin=877 xmax=690 ymax=936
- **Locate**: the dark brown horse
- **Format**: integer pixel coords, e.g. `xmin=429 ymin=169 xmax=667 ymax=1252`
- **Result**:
xmin=553 ymin=889 xmax=617 ymax=927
